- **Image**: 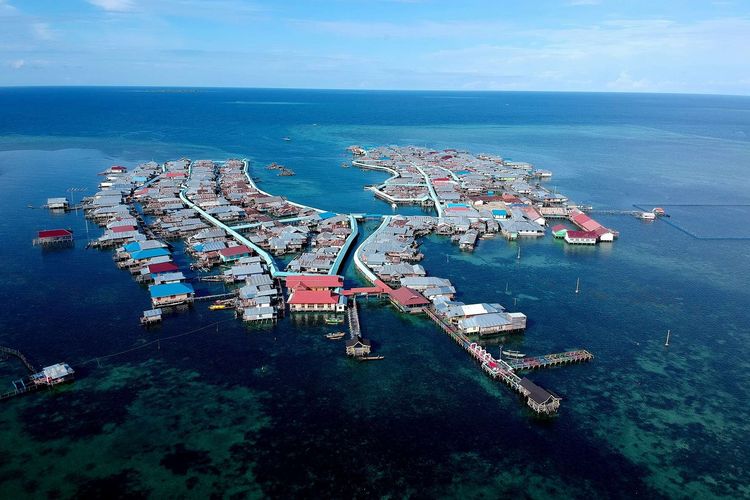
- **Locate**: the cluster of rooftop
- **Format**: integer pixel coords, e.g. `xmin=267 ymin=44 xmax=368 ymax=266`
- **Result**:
xmin=353 ymin=146 xmax=617 ymax=247
xmin=355 ymin=215 xmax=527 ymax=335
xmin=83 ymin=161 xmax=199 ymax=312
xmin=80 ymin=158 xmax=360 ymax=325
xmin=50 ymin=145 xmax=594 ymax=415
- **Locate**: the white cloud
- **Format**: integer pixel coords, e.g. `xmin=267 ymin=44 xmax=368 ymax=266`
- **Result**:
xmin=422 ymin=17 xmax=750 ymax=93
xmin=606 ymin=71 xmax=650 ymax=91
xmin=0 ymin=0 xmax=17 ymax=16
xmin=87 ymin=0 xmax=135 ymax=12
xmin=32 ymin=22 xmax=54 ymax=40
xmin=292 ymin=19 xmax=511 ymax=39
xmin=86 ymin=0 xmax=260 ymax=19
xmin=9 ymin=59 xmax=24 ymax=69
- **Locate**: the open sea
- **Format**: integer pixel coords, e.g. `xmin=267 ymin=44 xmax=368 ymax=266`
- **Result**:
xmin=0 ymin=88 xmax=748 ymax=499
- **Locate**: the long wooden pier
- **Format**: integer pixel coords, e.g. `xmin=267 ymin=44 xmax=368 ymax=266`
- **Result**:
xmin=0 ymin=380 xmax=46 ymax=401
xmin=0 ymin=346 xmax=36 ymax=374
xmin=347 ymin=298 xmax=361 ymax=338
xmin=424 ymin=308 xmax=588 ymax=415
xmin=1 ymin=347 xmax=74 ymax=402
xmin=194 ymin=291 xmax=238 ymax=302
xmin=504 ymin=350 xmax=594 ymax=371
xmin=425 ymin=309 xmax=530 ymax=398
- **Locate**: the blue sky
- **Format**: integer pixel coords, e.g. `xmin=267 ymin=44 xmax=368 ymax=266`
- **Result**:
xmin=1 ymin=0 xmax=749 ymax=94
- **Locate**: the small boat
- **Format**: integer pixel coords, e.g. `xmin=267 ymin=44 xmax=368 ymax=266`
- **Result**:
xmin=282 ymin=137 xmax=291 ymax=141
xmin=324 ymin=315 xmax=343 ymax=325
xmin=209 ymin=304 xmax=228 ymax=310
xmin=636 ymin=211 xmax=656 ymax=220
xmin=357 ymin=355 xmax=385 ymax=361
xmin=502 ymin=350 xmax=526 ymax=358
xmin=325 ymin=332 xmax=346 ymax=340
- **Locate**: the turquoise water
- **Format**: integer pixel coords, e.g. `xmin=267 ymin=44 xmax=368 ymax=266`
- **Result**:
xmin=0 ymin=88 xmax=749 ymax=498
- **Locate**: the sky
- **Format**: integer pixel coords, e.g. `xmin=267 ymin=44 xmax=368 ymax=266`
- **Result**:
xmin=1 ymin=0 xmax=749 ymax=94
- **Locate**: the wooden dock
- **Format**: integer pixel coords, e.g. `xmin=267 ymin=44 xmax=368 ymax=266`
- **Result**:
xmin=1 ymin=347 xmax=74 ymax=402
xmin=0 ymin=346 xmax=36 ymax=374
xmin=424 ymin=308 xmax=576 ymax=415
xmin=194 ymin=291 xmax=238 ymax=302
xmin=504 ymin=350 xmax=594 ymax=371
xmin=0 ymin=380 xmax=46 ymax=401
xmin=347 ymin=298 xmax=361 ymax=338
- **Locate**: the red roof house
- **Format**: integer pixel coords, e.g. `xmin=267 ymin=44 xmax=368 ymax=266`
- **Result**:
xmin=218 ymin=245 xmax=251 ymax=262
xmin=564 ymin=230 xmax=598 ymax=245
xmin=34 ymin=229 xmax=73 ymax=246
xmin=389 ymin=286 xmax=430 ymax=313
xmin=288 ymin=290 xmax=346 ymax=312
xmin=38 ymin=229 xmax=72 ymax=239
xmin=285 ymin=275 xmax=344 ymax=291
xmin=148 ymin=262 xmax=179 ymax=274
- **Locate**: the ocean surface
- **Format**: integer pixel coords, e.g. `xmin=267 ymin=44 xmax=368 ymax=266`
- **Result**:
xmin=0 ymin=88 xmax=748 ymax=498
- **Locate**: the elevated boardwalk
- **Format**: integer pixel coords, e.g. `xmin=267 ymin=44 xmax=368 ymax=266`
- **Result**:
xmin=329 ymin=215 xmax=359 ymax=276
xmin=347 ymin=298 xmax=361 ymax=339
xmin=586 ymin=209 xmax=638 ymax=216
xmin=194 ymin=291 xmax=238 ymax=302
xmin=353 ymin=216 xmax=391 ymax=284
xmin=423 ymin=308 xmax=563 ymax=414
xmin=504 ymin=350 xmax=594 ymax=371
xmin=412 ymin=163 xmax=444 ymax=217
xmin=1 ymin=348 xmax=73 ymax=402
xmin=0 ymin=346 xmax=36 ymax=374
xmin=1 ymin=381 xmax=45 ymax=401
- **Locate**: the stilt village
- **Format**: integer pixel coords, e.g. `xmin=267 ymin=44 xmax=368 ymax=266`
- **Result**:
xmin=17 ymin=144 xmax=665 ymax=416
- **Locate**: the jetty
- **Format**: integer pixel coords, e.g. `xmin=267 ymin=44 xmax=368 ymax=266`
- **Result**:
xmin=0 ymin=346 xmax=74 ymax=402
xmin=345 ymin=298 xmax=373 ymax=357
xmin=425 ymin=308 xmax=564 ymax=415
xmin=504 ymin=350 xmax=594 ymax=371
xmin=347 ymin=298 xmax=361 ymax=338
xmin=194 ymin=291 xmax=238 ymax=302
xmin=0 ymin=346 xmax=36 ymax=373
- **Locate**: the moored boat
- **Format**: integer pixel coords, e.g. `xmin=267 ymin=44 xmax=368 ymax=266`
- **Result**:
xmin=324 ymin=314 xmax=343 ymax=325
xmin=357 ymin=355 xmax=384 ymax=361
xmin=636 ymin=211 xmax=656 ymax=220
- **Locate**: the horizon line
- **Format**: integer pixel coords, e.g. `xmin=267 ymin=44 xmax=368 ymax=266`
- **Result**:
xmin=0 ymin=85 xmax=748 ymax=98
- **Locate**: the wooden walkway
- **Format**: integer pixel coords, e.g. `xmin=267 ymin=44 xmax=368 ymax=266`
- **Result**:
xmin=347 ymin=298 xmax=361 ymax=338
xmin=423 ymin=308 xmax=592 ymax=415
xmin=0 ymin=346 xmax=44 ymax=402
xmin=0 ymin=381 xmax=45 ymax=401
xmin=0 ymin=346 xmax=36 ymax=374
xmin=504 ymin=350 xmax=594 ymax=371
xmin=194 ymin=292 xmax=238 ymax=302
xmin=424 ymin=309 xmax=527 ymax=395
